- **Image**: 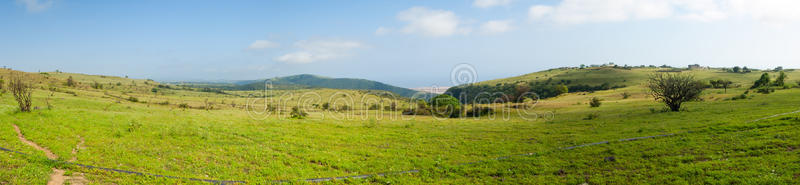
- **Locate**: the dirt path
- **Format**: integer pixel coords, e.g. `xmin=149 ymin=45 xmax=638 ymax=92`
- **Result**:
xmin=12 ymin=124 xmax=86 ymax=185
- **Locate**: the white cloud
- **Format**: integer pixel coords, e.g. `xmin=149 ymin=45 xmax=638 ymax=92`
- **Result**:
xmin=728 ymin=0 xmax=800 ymax=24
xmin=247 ymin=40 xmax=279 ymax=50
xmin=397 ymin=7 xmax=470 ymax=37
xmin=275 ymin=39 xmax=364 ymax=64
xmin=375 ymin=27 xmax=391 ymax=35
xmin=528 ymin=0 xmax=800 ymax=24
xmin=16 ymin=0 xmax=53 ymax=12
xmin=528 ymin=5 xmax=553 ymax=20
xmin=473 ymin=0 xmax=512 ymax=8
xmin=480 ymin=20 xmax=513 ymax=34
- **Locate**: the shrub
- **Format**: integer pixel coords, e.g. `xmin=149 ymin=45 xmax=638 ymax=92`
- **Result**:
xmin=756 ymin=87 xmax=774 ymax=94
xmin=127 ymin=96 xmax=139 ymax=102
xmin=178 ymin=103 xmax=189 ymax=109
xmin=289 ymin=106 xmax=308 ymax=119
xmin=368 ymin=104 xmax=380 ymax=110
xmin=0 ymin=78 xmax=5 ymax=95
xmin=621 ymin=92 xmax=631 ymax=99
xmin=584 ymin=113 xmax=599 ymax=120
xmin=66 ymin=76 xmax=76 ymax=87
xmin=646 ymin=73 xmax=705 ymax=111
xmin=91 ymin=81 xmax=103 ymax=89
xmin=465 ymin=106 xmax=494 ymax=117
xmin=775 ymin=71 xmax=787 ymax=87
xmin=730 ymin=93 xmax=748 ymax=100
xmin=9 ymin=74 xmax=33 ymax=112
xmin=401 ymin=107 xmax=431 ymax=116
xmin=751 ymin=73 xmax=771 ymax=89
xmin=429 ymin=94 xmax=462 ymax=118
xmin=338 ymin=105 xmax=351 ymax=111
xmin=321 ymin=102 xmax=330 ymax=110
xmin=589 ymin=97 xmax=602 ymax=108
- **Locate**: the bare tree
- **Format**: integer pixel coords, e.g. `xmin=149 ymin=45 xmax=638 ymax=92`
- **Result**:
xmin=10 ymin=73 xmax=33 ymax=112
xmin=647 ymin=73 xmax=705 ymax=112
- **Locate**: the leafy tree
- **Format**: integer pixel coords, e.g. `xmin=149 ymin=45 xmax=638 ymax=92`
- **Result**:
xmin=429 ymin=94 xmax=462 ymax=118
xmin=751 ymin=73 xmax=771 ymax=89
xmin=646 ymin=73 xmax=705 ymax=112
xmin=775 ymin=71 xmax=787 ymax=87
xmin=732 ymin=66 xmax=741 ymax=73
xmin=709 ymin=79 xmax=733 ymax=93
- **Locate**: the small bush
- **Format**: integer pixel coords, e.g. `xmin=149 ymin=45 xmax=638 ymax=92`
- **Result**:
xmin=584 ymin=113 xmax=599 ymax=120
xmin=159 ymin=101 xmax=169 ymax=105
xmin=127 ymin=96 xmax=139 ymax=102
xmin=465 ymin=106 xmax=494 ymax=117
xmin=756 ymin=87 xmax=774 ymax=94
xmin=621 ymin=92 xmax=631 ymax=99
xmin=368 ymin=104 xmax=380 ymax=110
xmin=729 ymin=93 xmax=748 ymax=101
xmin=127 ymin=120 xmax=142 ymax=132
xmin=589 ymin=97 xmax=602 ymax=108
xmin=66 ymin=76 xmax=76 ymax=87
xmin=91 ymin=81 xmax=103 ymax=89
xmin=401 ymin=107 xmax=431 ymax=116
xmin=321 ymin=102 xmax=330 ymax=110
xmin=178 ymin=103 xmax=189 ymax=109
xmin=9 ymin=74 xmax=33 ymax=112
xmin=338 ymin=105 xmax=351 ymax=111
xmin=289 ymin=106 xmax=308 ymax=119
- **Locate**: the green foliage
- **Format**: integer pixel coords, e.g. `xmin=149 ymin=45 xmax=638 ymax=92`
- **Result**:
xmin=583 ymin=112 xmax=599 ymax=120
xmin=127 ymin=96 xmax=139 ymax=102
xmin=589 ymin=97 xmax=603 ymax=107
xmin=178 ymin=103 xmax=189 ymax=109
xmin=289 ymin=106 xmax=308 ymax=119
xmin=66 ymin=76 xmax=76 ymax=87
xmin=647 ymin=73 xmax=705 ymax=111
xmin=321 ymin=102 xmax=330 ymax=110
xmin=368 ymin=104 xmax=380 ymax=110
xmin=621 ymin=92 xmax=631 ymax=99
xmin=9 ymin=74 xmax=33 ymax=112
xmin=429 ymin=94 xmax=462 ymax=118
xmin=751 ymin=73 xmax=771 ymax=89
xmin=465 ymin=106 xmax=494 ymax=117
xmin=775 ymin=71 xmax=787 ymax=87
xmin=91 ymin=81 xmax=103 ymax=89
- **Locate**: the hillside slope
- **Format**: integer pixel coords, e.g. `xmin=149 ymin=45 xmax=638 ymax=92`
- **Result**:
xmin=203 ymin=74 xmax=427 ymax=98
xmin=447 ymin=66 xmax=799 ymax=102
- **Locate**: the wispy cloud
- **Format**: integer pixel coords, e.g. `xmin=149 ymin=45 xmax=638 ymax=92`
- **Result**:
xmin=275 ymin=39 xmax=364 ymax=64
xmin=16 ymin=0 xmax=54 ymax=12
xmin=480 ymin=20 xmax=513 ymax=34
xmin=528 ymin=0 xmax=800 ymax=25
xmin=473 ymin=0 xmax=512 ymax=8
xmin=247 ymin=40 xmax=280 ymax=50
xmin=396 ymin=7 xmax=470 ymax=37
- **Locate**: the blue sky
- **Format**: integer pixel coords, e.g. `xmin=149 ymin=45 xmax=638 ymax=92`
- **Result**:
xmin=2 ymin=0 xmax=800 ymax=88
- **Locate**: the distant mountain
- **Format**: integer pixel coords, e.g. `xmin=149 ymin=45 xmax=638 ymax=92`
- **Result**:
xmin=228 ymin=74 xmax=428 ymax=98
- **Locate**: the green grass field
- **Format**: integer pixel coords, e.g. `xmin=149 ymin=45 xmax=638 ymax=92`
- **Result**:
xmin=1 ymin=67 xmax=800 ymax=184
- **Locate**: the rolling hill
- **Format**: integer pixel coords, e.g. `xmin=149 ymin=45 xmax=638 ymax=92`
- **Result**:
xmin=177 ymin=74 xmax=429 ymax=98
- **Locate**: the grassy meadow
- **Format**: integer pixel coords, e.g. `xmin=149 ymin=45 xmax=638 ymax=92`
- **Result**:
xmin=1 ymin=67 xmax=799 ymax=184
